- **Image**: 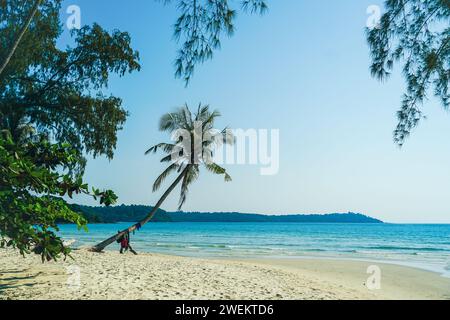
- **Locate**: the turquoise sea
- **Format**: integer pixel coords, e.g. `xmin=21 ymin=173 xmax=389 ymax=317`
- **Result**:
xmin=58 ymin=223 xmax=450 ymax=277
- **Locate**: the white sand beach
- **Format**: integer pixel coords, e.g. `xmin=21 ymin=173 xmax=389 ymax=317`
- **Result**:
xmin=1 ymin=248 xmax=449 ymax=300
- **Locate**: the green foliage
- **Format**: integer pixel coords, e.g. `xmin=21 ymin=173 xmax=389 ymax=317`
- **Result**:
xmin=71 ymin=204 xmax=171 ymax=223
xmin=0 ymin=131 xmax=117 ymax=262
xmin=161 ymin=0 xmax=268 ymax=85
xmin=367 ymin=0 xmax=449 ymax=145
xmin=0 ymin=0 xmax=137 ymax=261
xmin=70 ymin=204 xmax=383 ymax=224
xmin=0 ymin=0 xmax=140 ymax=161
xmin=147 ymin=104 xmax=234 ymax=209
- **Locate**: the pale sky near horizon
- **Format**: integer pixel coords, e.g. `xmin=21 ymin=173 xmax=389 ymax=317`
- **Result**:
xmin=60 ymin=0 xmax=450 ymax=223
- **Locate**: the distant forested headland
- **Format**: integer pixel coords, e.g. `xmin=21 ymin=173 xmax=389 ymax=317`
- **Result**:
xmin=70 ymin=205 xmax=383 ymax=224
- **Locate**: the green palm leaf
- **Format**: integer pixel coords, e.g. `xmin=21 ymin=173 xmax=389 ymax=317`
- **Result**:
xmin=153 ymin=163 xmax=178 ymax=192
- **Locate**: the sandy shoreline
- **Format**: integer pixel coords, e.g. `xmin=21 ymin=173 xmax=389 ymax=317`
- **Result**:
xmin=1 ymin=248 xmax=449 ymax=300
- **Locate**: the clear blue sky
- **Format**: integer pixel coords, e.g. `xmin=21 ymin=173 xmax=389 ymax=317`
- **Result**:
xmin=60 ymin=0 xmax=450 ymax=223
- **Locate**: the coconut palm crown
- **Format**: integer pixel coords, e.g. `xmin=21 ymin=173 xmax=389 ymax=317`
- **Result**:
xmin=146 ymin=103 xmax=234 ymax=209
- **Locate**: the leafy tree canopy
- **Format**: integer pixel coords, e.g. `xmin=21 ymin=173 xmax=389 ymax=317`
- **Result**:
xmin=0 ymin=0 xmax=138 ymax=260
xmin=367 ymin=0 xmax=449 ymax=145
xmin=0 ymin=0 xmax=141 ymax=163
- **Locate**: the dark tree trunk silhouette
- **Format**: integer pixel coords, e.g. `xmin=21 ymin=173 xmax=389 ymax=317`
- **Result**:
xmin=0 ymin=0 xmax=42 ymax=76
xmin=90 ymin=166 xmax=189 ymax=252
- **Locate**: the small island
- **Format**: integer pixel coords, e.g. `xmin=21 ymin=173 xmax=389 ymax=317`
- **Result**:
xmin=71 ymin=204 xmax=383 ymax=224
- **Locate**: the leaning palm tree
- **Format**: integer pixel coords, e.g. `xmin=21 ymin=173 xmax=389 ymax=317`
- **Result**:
xmin=91 ymin=104 xmax=234 ymax=252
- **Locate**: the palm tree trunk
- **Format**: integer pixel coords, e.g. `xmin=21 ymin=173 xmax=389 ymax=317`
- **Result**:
xmin=0 ymin=0 xmax=42 ymax=77
xmin=90 ymin=166 xmax=189 ymax=252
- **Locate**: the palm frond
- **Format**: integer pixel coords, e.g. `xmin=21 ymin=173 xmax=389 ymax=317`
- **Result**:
xmin=178 ymin=165 xmax=199 ymax=209
xmin=194 ymin=103 xmax=202 ymax=121
xmin=221 ymin=127 xmax=235 ymax=145
xmin=182 ymin=104 xmax=193 ymax=129
xmin=160 ymin=154 xmax=173 ymax=163
xmin=224 ymin=172 xmax=232 ymax=182
xmin=203 ymin=127 xmax=235 ymax=149
xmin=202 ymin=110 xmax=221 ymax=130
xmin=145 ymin=143 xmax=176 ymax=155
xmin=159 ymin=112 xmax=178 ymax=132
xmin=153 ymin=163 xmax=179 ymax=192
xmin=195 ymin=104 xmax=211 ymax=122
xmin=205 ymin=162 xmax=232 ymax=182
xmin=202 ymin=146 xmax=214 ymax=164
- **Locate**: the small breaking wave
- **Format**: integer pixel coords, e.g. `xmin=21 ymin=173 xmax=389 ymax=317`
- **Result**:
xmin=367 ymin=245 xmax=446 ymax=252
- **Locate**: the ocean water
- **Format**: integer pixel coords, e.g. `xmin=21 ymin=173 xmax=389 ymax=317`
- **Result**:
xmin=58 ymin=223 xmax=450 ymax=277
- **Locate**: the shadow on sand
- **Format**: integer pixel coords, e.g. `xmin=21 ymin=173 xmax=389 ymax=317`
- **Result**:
xmin=0 ymin=270 xmax=41 ymax=293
